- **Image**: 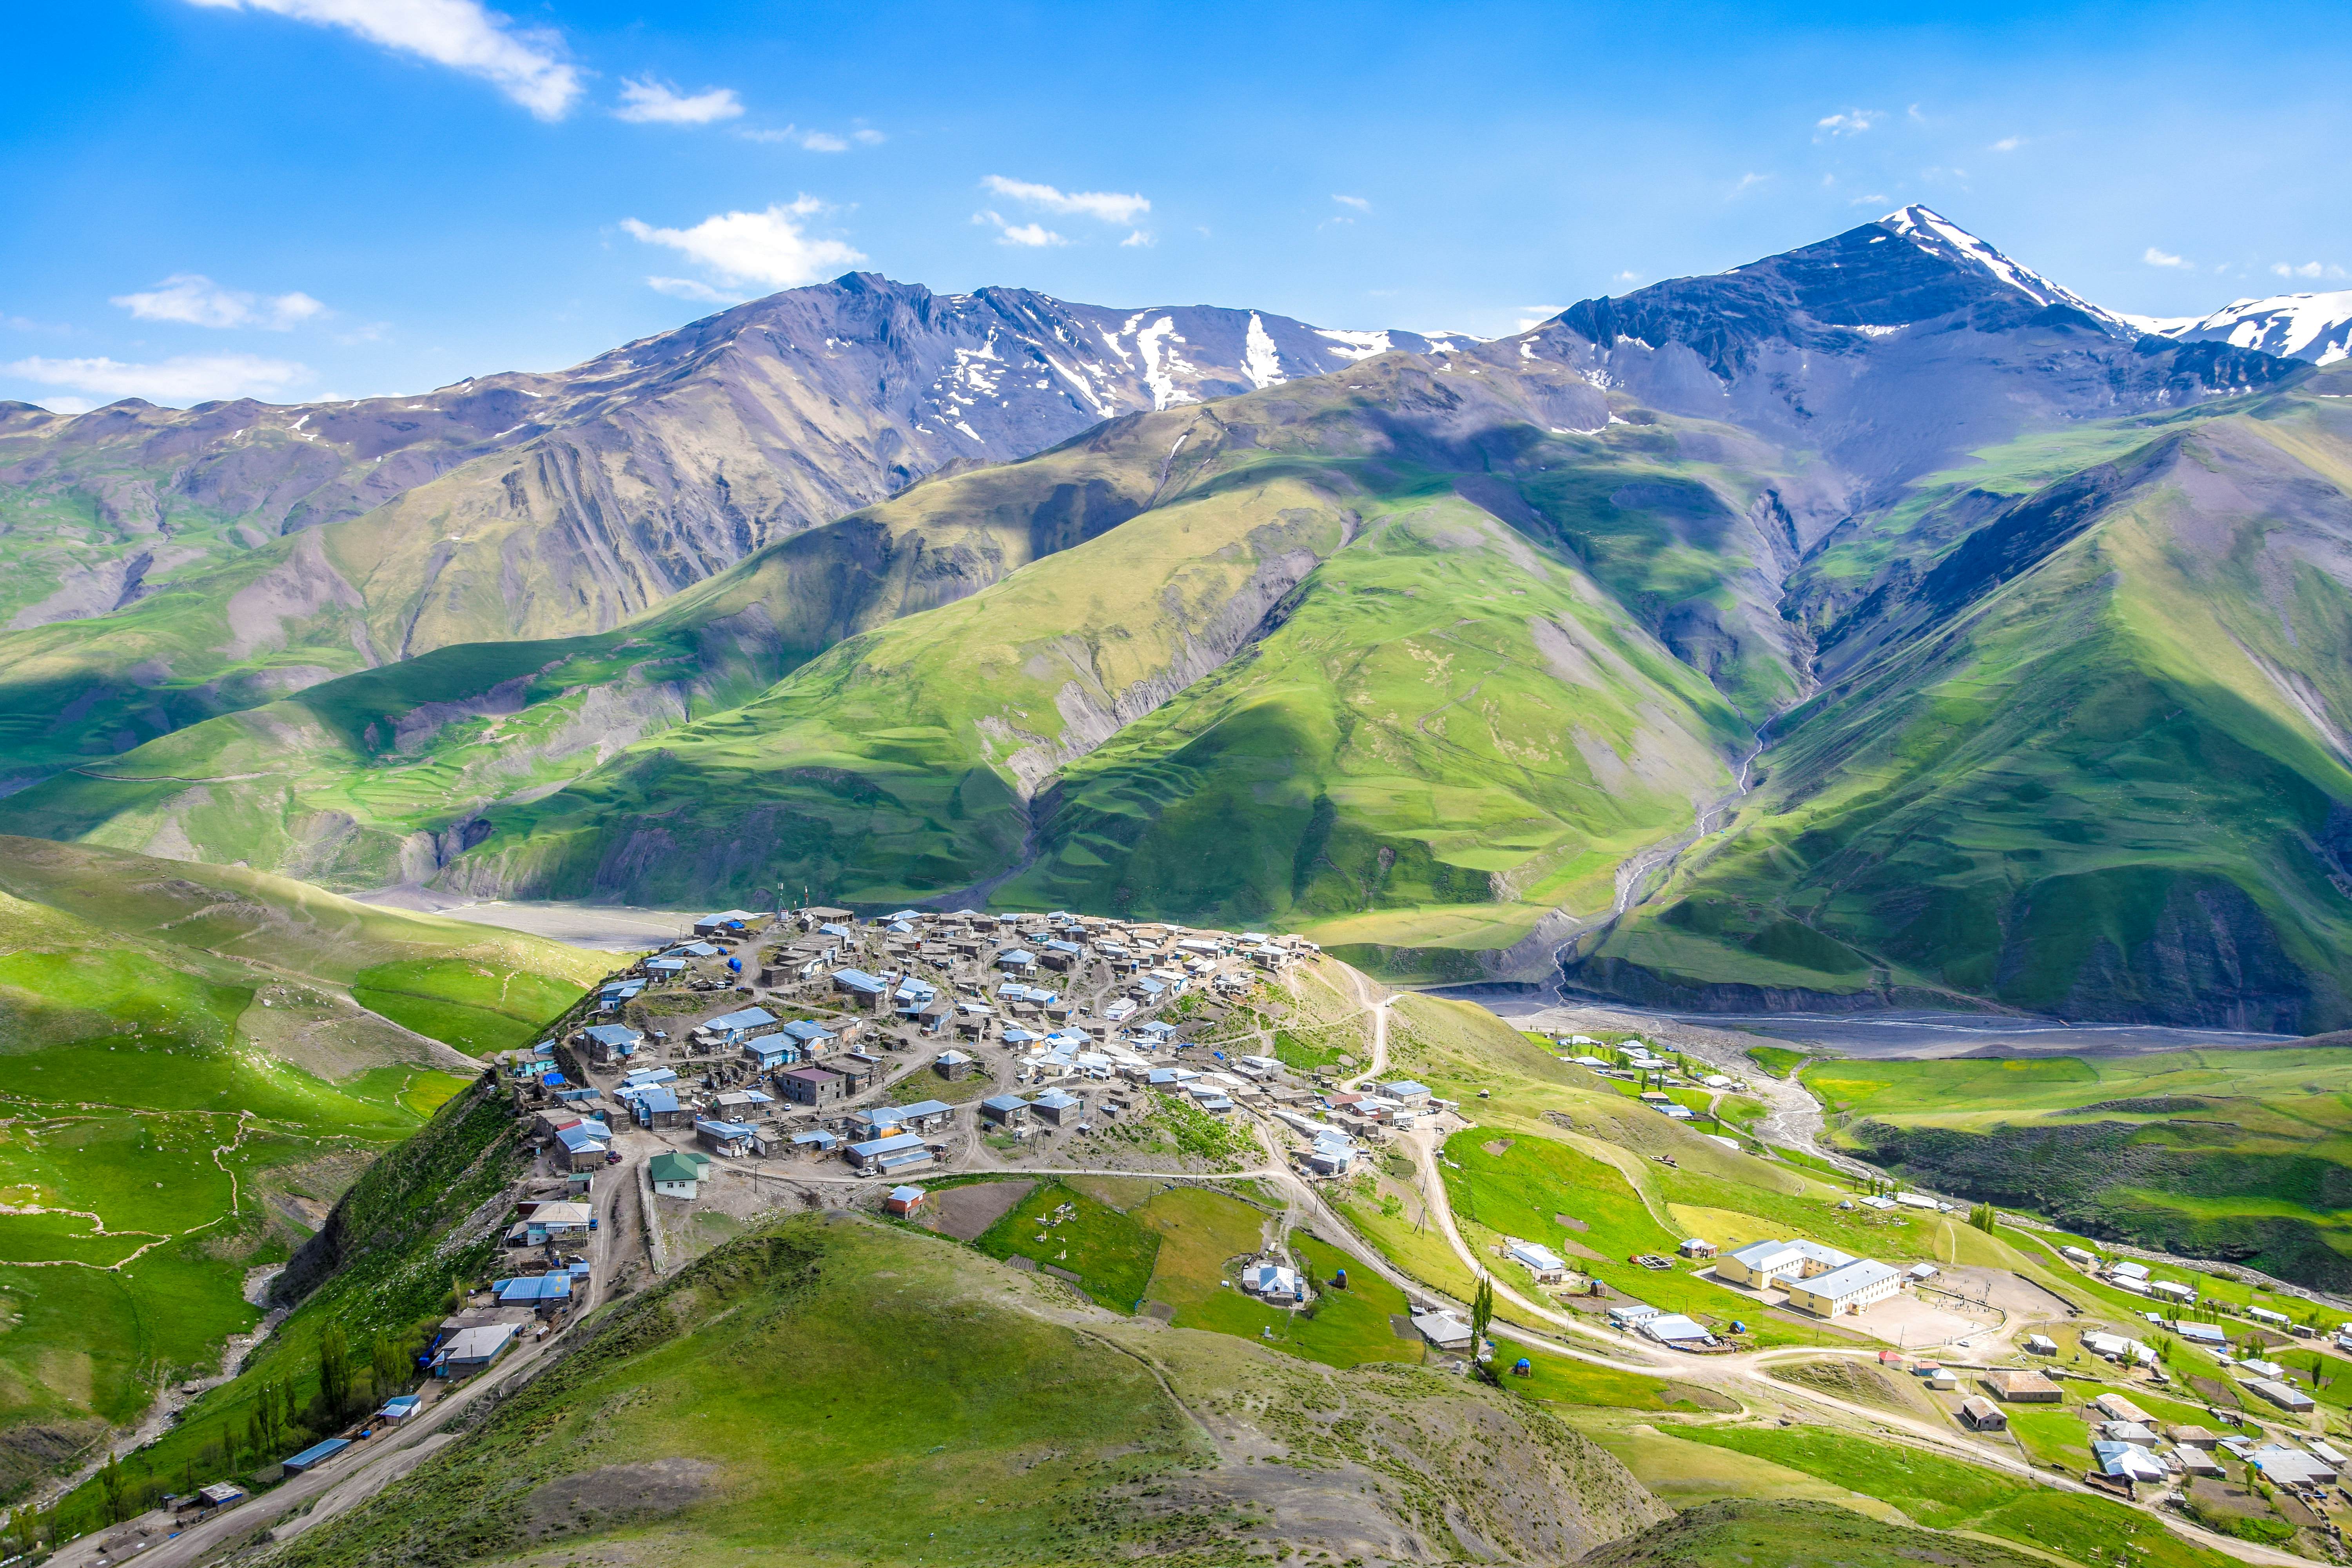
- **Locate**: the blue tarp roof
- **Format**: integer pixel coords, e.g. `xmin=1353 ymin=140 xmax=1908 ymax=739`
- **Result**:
xmin=496 ymin=1275 xmax=573 ymax=1301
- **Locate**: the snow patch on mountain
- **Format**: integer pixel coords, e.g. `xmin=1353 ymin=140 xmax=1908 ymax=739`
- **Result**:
xmin=1880 ymin=205 xmax=2133 ymax=336
xmin=1242 ymin=313 xmax=1285 ymax=389
xmin=1316 ymin=329 xmax=1393 ymax=363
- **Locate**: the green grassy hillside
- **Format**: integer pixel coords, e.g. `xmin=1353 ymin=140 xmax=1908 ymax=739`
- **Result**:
xmin=1807 ymin=1047 xmax=2352 ymax=1288
xmin=0 ymin=839 xmax=599 ymax=1496
xmin=263 ymin=1214 xmax=1665 ymax=1568
xmin=434 ymin=361 xmax=1773 ymax=919
xmin=46 ymin=1076 xmax=531 ymax=1535
xmin=1579 ymin=1499 xmax=2056 ymax=1568
xmin=1575 ymin=376 xmax=2352 ymax=1029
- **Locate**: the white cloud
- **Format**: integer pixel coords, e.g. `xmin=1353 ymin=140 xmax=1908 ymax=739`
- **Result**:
xmin=1815 ymin=109 xmax=1881 ymax=138
xmin=2144 ymin=247 xmax=2193 ymax=270
xmin=1847 ymin=192 xmax=1889 ymax=206
xmin=615 ymin=78 xmax=742 ymax=125
xmin=620 ymin=199 xmax=864 ymax=294
xmin=1120 ymin=230 xmax=1154 ymax=248
xmin=1991 ymin=136 xmax=2026 ymax=152
xmin=1613 ymin=272 xmax=1641 ymax=283
xmin=182 ymin=0 xmax=582 ymax=119
xmin=980 ymin=175 xmax=1149 ymax=226
xmin=972 ymin=211 xmax=1066 ymax=247
xmin=111 ymin=274 xmax=326 ymax=331
xmin=2272 ymin=261 xmax=2330 ymax=279
xmin=1332 ymin=194 xmax=1370 ymax=211
xmin=1515 ymin=303 xmax=1568 ymax=330
xmin=646 ymin=276 xmax=731 ymax=301
xmin=7 ymin=351 xmax=313 ymax=405
xmin=743 ymin=124 xmax=878 ymax=152
xmin=1731 ymin=172 xmax=1772 ymax=196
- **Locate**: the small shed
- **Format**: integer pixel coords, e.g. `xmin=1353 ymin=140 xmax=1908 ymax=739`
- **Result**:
xmin=935 ymin=1050 xmax=975 ymax=1080
xmin=886 ymin=1185 xmax=927 ymax=1217
xmin=980 ymin=1094 xmax=1031 ymax=1126
xmin=1678 ymin=1238 xmax=1717 ymax=1259
xmin=1958 ymin=1396 xmax=2006 ymax=1431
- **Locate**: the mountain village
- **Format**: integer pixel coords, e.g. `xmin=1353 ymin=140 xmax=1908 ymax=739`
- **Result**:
xmin=331 ymin=907 xmax=2351 ymax=1544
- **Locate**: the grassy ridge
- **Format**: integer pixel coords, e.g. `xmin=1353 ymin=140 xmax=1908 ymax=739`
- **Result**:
xmin=266 ymin=1214 xmax=1662 ymax=1568
xmin=1580 ymin=388 xmax=2352 ymax=1028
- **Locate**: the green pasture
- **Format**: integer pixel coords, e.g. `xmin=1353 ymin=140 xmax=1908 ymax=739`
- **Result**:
xmin=972 ymin=1181 xmax=1161 ymax=1310
xmin=1677 ymin=1423 xmax=2237 ymax=1568
xmin=1803 ymin=1049 xmax=2352 ymax=1291
xmin=352 ymin=958 xmax=583 ymax=1056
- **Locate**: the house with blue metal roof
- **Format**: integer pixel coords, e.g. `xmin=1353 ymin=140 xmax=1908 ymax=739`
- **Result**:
xmin=832 ymin=968 xmax=887 ymax=1005
xmin=980 ymin=1094 xmax=1031 ymax=1126
xmin=744 ymin=1037 xmax=798 ymax=1070
xmin=1030 ymin=1089 xmax=1083 ymax=1125
xmin=626 ymin=1087 xmax=684 ymax=1129
xmin=846 ymin=1131 xmax=933 ymax=1171
xmin=699 ymin=1006 xmax=778 ymax=1045
xmin=782 ymin=1018 xmax=838 ymax=1048
xmin=579 ymin=1023 xmax=643 ymax=1063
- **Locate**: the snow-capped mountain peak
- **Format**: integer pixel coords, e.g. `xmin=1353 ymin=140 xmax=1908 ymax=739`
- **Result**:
xmin=1878 ymin=204 xmax=2132 ymax=335
xmin=2134 ymin=289 xmax=2352 ymax=365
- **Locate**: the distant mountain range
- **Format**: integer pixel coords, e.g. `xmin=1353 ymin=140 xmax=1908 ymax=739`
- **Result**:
xmin=2127 ymin=288 xmax=2352 ymax=365
xmin=5 ymin=206 xmax=2349 ymax=1031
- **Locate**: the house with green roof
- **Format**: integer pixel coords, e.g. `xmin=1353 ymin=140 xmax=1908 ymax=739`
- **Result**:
xmin=650 ymin=1149 xmax=713 ymax=1199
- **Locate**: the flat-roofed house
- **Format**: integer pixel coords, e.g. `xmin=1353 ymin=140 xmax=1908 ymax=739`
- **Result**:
xmin=777 ymin=1066 xmax=848 ymax=1107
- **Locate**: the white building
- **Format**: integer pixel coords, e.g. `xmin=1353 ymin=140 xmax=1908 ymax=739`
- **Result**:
xmin=1717 ymin=1239 xmax=1856 ymax=1289
xmin=1505 ymin=1240 xmax=1568 ymax=1284
xmin=1785 ymin=1258 xmax=1901 ymax=1318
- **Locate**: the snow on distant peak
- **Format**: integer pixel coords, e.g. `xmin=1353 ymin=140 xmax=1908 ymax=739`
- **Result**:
xmin=1317 ymin=328 xmax=1393 ymax=363
xmin=2140 ymin=289 xmax=2352 ymax=366
xmin=1878 ymin=204 xmax=2132 ymax=336
xmin=1241 ymin=313 xmax=1285 ymax=389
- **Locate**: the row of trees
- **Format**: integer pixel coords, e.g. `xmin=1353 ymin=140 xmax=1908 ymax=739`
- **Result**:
xmin=81 ymin=1324 xmax=426 ymax=1529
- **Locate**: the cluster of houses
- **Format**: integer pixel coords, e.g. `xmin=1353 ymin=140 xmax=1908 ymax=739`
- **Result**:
xmin=517 ymin=902 xmax=1424 ymax=1196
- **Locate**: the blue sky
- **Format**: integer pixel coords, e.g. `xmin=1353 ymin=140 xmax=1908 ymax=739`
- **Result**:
xmin=4 ymin=0 xmax=2347 ymax=410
